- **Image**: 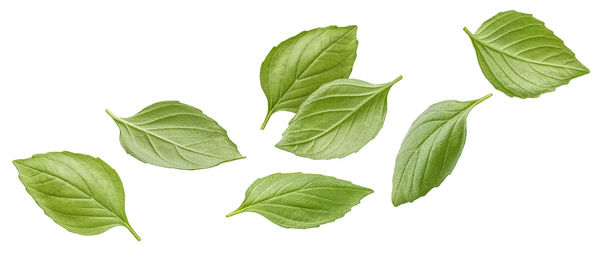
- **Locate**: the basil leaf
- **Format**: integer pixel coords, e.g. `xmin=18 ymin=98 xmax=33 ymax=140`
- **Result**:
xmin=464 ymin=10 xmax=589 ymax=98
xmin=106 ymin=101 xmax=244 ymax=170
xmin=260 ymin=25 xmax=359 ymax=129
xmin=276 ymin=75 xmax=402 ymax=159
xmin=392 ymin=94 xmax=491 ymax=206
xmin=227 ymin=172 xmax=373 ymax=229
xmin=13 ymin=151 xmax=140 ymax=240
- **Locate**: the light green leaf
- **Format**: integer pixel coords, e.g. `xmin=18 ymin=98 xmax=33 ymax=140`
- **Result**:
xmin=392 ymin=94 xmax=491 ymax=206
xmin=260 ymin=25 xmax=359 ymax=129
xmin=464 ymin=10 xmax=589 ymax=98
xmin=13 ymin=151 xmax=140 ymax=240
xmin=276 ymin=75 xmax=402 ymax=160
xmin=106 ymin=101 xmax=244 ymax=170
xmin=227 ymin=172 xmax=373 ymax=229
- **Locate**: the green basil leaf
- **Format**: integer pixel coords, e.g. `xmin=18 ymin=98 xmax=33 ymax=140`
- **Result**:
xmin=260 ymin=25 xmax=358 ymax=129
xmin=276 ymin=75 xmax=402 ymax=159
xmin=106 ymin=101 xmax=244 ymax=170
xmin=392 ymin=94 xmax=491 ymax=206
xmin=13 ymin=151 xmax=140 ymax=240
xmin=464 ymin=10 xmax=589 ymax=98
xmin=227 ymin=172 xmax=373 ymax=229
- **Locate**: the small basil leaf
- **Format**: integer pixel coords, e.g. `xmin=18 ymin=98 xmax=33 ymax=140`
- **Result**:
xmin=392 ymin=94 xmax=491 ymax=206
xmin=260 ymin=25 xmax=359 ymax=129
xmin=276 ymin=75 xmax=402 ymax=159
xmin=227 ymin=172 xmax=373 ymax=229
xmin=464 ymin=10 xmax=589 ymax=98
xmin=13 ymin=151 xmax=140 ymax=240
xmin=106 ymin=101 xmax=244 ymax=170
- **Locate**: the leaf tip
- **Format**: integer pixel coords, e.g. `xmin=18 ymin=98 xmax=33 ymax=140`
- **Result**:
xmin=391 ymin=197 xmax=402 ymax=207
xmin=274 ymin=140 xmax=284 ymax=149
xmin=364 ymin=187 xmax=375 ymax=195
xmin=392 ymin=195 xmax=412 ymax=207
xmin=12 ymin=159 xmax=24 ymax=168
xmin=582 ymin=65 xmax=591 ymax=74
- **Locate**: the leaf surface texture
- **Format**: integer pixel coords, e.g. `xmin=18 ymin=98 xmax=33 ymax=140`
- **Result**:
xmin=107 ymin=101 xmax=243 ymax=170
xmin=276 ymin=76 xmax=401 ymax=159
xmin=227 ymin=172 xmax=372 ymax=229
xmin=392 ymin=94 xmax=491 ymax=206
xmin=260 ymin=25 xmax=358 ymax=129
xmin=464 ymin=10 xmax=589 ymax=98
xmin=13 ymin=151 xmax=140 ymax=240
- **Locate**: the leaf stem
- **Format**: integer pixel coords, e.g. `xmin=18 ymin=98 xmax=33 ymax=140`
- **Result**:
xmin=226 ymin=208 xmax=244 ymax=218
xmin=260 ymin=109 xmax=274 ymax=130
xmin=124 ymin=223 xmax=141 ymax=241
xmin=386 ymin=74 xmax=403 ymax=86
xmin=463 ymin=27 xmax=473 ymax=36
xmin=105 ymin=109 xmax=119 ymax=121
xmin=473 ymin=93 xmax=493 ymax=106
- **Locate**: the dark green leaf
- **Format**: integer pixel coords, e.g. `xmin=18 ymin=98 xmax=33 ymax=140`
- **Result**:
xmin=392 ymin=94 xmax=491 ymax=206
xmin=260 ymin=25 xmax=358 ymax=129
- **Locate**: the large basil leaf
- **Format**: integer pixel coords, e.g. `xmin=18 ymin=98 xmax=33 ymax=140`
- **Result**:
xmin=392 ymin=94 xmax=491 ymax=206
xmin=276 ymin=75 xmax=402 ymax=159
xmin=260 ymin=25 xmax=358 ymax=129
xmin=464 ymin=10 xmax=589 ymax=98
xmin=106 ymin=101 xmax=244 ymax=170
xmin=227 ymin=172 xmax=373 ymax=229
xmin=13 ymin=151 xmax=140 ymax=240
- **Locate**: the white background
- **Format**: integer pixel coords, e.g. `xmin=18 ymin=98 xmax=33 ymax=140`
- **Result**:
xmin=1 ymin=0 xmax=598 ymax=253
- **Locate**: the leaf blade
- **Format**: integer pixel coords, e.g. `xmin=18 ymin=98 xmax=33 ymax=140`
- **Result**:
xmin=13 ymin=151 xmax=140 ymax=240
xmin=465 ymin=10 xmax=589 ymax=98
xmin=107 ymin=101 xmax=244 ymax=170
xmin=392 ymin=94 xmax=491 ymax=206
xmin=260 ymin=25 xmax=359 ymax=129
xmin=227 ymin=172 xmax=373 ymax=229
xmin=276 ymin=75 xmax=401 ymax=159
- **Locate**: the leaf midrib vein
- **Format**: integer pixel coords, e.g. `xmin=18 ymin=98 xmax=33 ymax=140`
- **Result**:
xmin=239 ymin=185 xmax=366 ymax=213
xmin=470 ymin=33 xmax=587 ymax=72
xmin=113 ymin=116 xmax=231 ymax=160
xmin=296 ymin=28 xmax=355 ymax=79
xmin=280 ymin=87 xmax=389 ymax=146
xmin=269 ymin=28 xmax=355 ymax=112
xmin=395 ymin=108 xmax=469 ymax=195
xmin=16 ymin=162 xmax=129 ymax=228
